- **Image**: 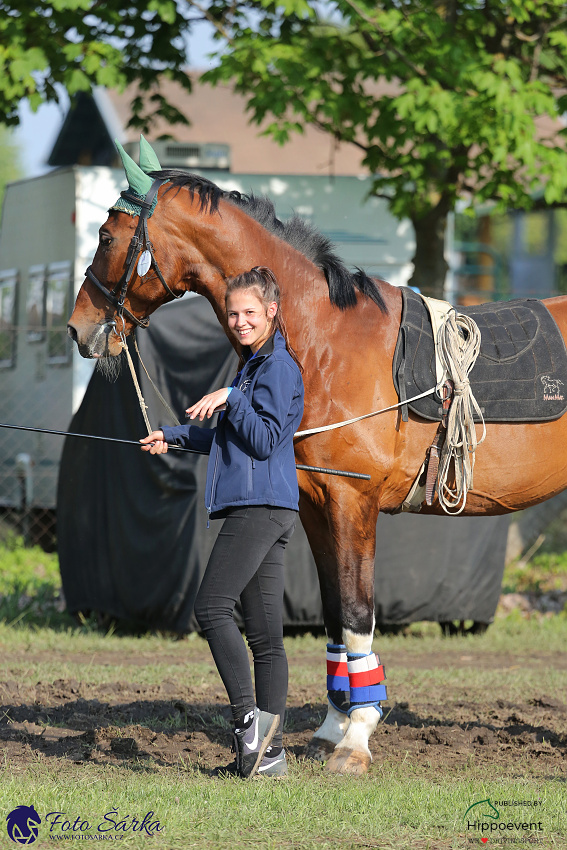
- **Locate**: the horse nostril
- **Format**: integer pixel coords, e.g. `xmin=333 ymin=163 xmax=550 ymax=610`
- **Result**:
xmin=67 ymin=324 xmax=78 ymax=343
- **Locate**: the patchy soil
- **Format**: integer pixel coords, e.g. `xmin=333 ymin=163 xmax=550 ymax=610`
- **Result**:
xmin=1 ymin=646 xmax=566 ymax=777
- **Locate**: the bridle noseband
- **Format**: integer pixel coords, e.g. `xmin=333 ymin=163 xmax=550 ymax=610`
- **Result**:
xmin=85 ymin=178 xmax=183 ymax=332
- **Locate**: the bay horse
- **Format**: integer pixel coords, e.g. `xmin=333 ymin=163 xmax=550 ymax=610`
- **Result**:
xmin=68 ymin=140 xmax=567 ymax=776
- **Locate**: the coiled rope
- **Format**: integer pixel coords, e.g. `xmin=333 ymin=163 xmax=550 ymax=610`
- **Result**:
xmin=435 ymin=310 xmax=486 ymax=514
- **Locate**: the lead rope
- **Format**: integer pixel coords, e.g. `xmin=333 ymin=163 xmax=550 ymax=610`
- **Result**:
xmin=119 ymin=309 xmax=482 ymax=513
xmin=133 ymin=335 xmax=181 ymax=426
xmin=435 ymin=310 xmax=486 ymax=514
xmin=122 ymin=340 xmax=153 ymax=435
xmin=120 ymin=331 xmax=181 ymax=436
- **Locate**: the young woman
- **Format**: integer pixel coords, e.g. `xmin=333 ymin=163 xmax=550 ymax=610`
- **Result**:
xmin=141 ymin=267 xmax=304 ymax=779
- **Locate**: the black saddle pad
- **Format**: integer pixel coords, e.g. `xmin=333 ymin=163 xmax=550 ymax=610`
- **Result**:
xmin=393 ymin=288 xmax=567 ymax=422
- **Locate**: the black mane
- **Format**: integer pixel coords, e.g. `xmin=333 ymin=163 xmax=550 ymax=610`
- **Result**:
xmin=154 ymin=169 xmax=387 ymax=312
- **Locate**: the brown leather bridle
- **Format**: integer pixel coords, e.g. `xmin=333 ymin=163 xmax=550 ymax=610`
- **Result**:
xmin=85 ymin=178 xmax=183 ymax=331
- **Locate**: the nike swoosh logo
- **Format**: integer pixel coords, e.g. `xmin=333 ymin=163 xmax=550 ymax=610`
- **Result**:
xmin=257 ymin=759 xmax=279 ymax=772
xmin=245 ymin=721 xmax=259 ymax=752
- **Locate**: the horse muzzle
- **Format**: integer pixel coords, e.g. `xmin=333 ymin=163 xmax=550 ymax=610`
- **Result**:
xmin=67 ymin=320 xmax=122 ymax=359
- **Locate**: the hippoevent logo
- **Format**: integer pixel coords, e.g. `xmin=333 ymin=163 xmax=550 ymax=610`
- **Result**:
xmin=464 ymin=798 xmax=544 ymax=844
xmin=6 ymin=806 xmax=41 ymax=845
xmin=6 ymin=806 xmax=163 ymax=843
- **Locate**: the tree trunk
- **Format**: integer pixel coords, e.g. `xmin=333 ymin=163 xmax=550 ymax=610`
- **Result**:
xmin=408 ymin=208 xmax=449 ymax=300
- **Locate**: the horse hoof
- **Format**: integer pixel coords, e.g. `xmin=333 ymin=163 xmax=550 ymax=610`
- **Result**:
xmin=305 ymin=738 xmax=337 ymax=762
xmin=324 ymin=748 xmax=371 ymax=776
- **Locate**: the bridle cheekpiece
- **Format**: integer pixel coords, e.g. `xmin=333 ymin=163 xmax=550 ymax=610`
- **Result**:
xmin=85 ymin=177 xmax=183 ymax=332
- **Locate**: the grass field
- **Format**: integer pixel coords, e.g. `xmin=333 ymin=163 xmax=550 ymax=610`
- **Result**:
xmin=0 ymin=538 xmax=566 ymax=849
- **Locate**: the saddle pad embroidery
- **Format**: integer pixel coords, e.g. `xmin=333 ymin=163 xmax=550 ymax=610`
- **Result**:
xmin=393 ymin=288 xmax=567 ymax=423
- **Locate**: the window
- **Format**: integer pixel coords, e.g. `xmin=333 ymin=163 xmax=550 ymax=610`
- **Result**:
xmin=522 ymin=211 xmax=551 ymax=257
xmin=46 ymin=262 xmax=72 ymax=364
xmin=0 ymin=269 xmax=18 ymax=368
xmin=27 ymin=265 xmax=46 ymax=342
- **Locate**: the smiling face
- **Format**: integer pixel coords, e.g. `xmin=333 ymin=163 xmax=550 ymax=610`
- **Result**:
xmin=226 ymin=287 xmax=278 ymax=353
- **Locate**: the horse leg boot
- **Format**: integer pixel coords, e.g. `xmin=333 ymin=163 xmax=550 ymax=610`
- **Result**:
xmin=305 ymin=642 xmax=351 ymax=761
xmin=324 ymin=626 xmax=387 ymax=775
xmin=306 ymin=634 xmax=386 ymax=771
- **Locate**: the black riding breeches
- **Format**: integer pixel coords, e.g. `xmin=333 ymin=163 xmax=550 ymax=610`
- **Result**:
xmin=194 ymin=505 xmax=297 ymax=750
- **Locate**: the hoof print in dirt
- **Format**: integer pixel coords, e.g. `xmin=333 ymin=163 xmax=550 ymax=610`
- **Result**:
xmin=110 ymin=736 xmax=139 ymax=756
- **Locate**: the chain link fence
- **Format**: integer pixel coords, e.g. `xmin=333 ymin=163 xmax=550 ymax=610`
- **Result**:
xmin=0 ymin=320 xmax=91 ymax=553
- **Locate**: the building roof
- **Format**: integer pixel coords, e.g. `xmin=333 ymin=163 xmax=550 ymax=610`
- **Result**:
xmin=48 ymin=91 xmax=116 ymax=168
xmin=104 ymin=75 xmax=368 ymax=177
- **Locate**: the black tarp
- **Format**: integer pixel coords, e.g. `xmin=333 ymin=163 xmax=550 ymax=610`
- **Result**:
xmin=58 ymin=296 xmax=509 ymax=632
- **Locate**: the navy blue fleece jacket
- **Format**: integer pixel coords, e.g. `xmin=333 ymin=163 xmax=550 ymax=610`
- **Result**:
xmin=161 ymin=330 xmax=304 ymax=517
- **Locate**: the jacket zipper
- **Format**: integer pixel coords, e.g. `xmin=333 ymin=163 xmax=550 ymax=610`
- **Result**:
xmin=208 ymin=342 xmax=273 ymax=521
xmin=206 ymin=442 xmax=221 ymax=528
xmin=248 ymin=456 xmax=255 ymax=498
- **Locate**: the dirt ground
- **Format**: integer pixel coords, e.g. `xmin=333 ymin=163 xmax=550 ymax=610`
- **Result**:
xmin=1 ymin=644 xmax=566 ymax=777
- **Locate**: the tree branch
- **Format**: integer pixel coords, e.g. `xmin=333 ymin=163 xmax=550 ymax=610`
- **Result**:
xmin=529 ymin=16 xmax=567 ymax=82
xmin=341 ymin=0 xmax=426 ymax=78
xmin=189 ymin=0 xmax=234 ymax=45
xmin=305 ymin=109 xmax=401 ymax=164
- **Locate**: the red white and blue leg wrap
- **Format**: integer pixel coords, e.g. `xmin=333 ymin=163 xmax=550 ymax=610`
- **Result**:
xmin=326 ymin=643 xmax=350 ymax=714
xmin=347 ymin=651 xmax=387 ymax=716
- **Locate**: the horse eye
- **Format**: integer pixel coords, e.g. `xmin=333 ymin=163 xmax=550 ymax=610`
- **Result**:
xmin=99 ymin=234 xmax=112 ymax=247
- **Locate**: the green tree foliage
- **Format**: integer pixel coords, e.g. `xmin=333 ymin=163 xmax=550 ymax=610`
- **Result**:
xmin=0 ymin=0 xmax=196 ymax=131
xmin=3 ymin=2 xmax=566 ymax=294
xmin=204 ymin=0 xmax=567 ymax=294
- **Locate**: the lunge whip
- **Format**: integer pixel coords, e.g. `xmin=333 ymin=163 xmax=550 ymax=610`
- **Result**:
xmin=0 ymin=422 xmax=371 ymax=481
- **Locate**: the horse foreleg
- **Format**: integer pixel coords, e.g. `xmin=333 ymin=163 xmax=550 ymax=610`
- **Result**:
xmin=325 ymin=626 xmax=386 ymax=775
xmin=300 ymin=496 xmax=351 ymax=761
xmin=301 ymin=492 xmax=384 ymax=775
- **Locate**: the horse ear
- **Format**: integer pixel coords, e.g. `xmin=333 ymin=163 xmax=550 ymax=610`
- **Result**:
xmin=139 ymin=135 xmax=162 ymax=174
xmin=114 ymin=140 xmax=152 ymax=196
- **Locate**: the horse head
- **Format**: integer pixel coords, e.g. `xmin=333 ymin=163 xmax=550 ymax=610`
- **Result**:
xmin=68 ymin=136 xmax=224 ymax=361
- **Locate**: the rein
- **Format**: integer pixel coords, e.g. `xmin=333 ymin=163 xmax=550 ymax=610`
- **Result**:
xmin=294 ymin=386 xmax=437 ymax=437
xmin=85 ymin=179 xmax=183 ymax=332
xmin=81 ymin=185 xmax=455 ymax=488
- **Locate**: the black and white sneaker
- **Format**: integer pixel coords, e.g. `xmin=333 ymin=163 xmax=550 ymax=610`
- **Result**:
xmin=255 ymin=746 xmax=288 ymax=777
xmin=213 ymin=746 xmax=288 ymax=779
xmin=233 ymin=707 xmax=280 ymax=779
